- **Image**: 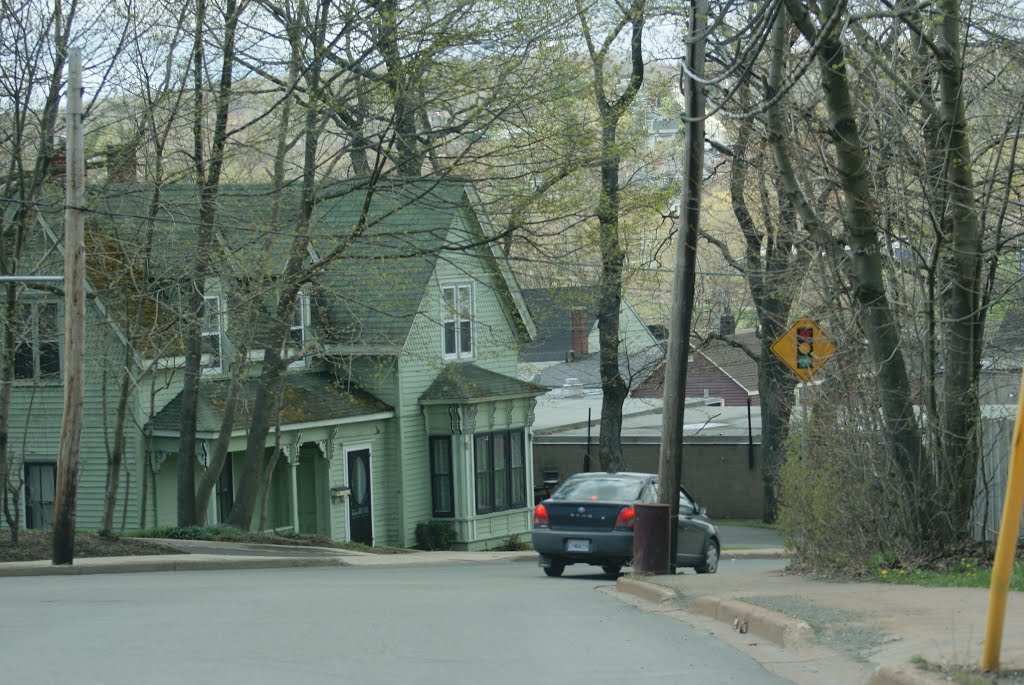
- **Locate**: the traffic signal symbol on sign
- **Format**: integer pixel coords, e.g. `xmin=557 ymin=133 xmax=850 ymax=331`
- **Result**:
xmin=796 ymin=326 xmax=813 ymax=369
xmin=770 ymin=318 xmax=836 ymax=382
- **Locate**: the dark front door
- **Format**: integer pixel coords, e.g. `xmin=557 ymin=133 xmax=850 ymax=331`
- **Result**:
xmin=348 ymin=449 xmax=373 ymax=545
xmin=25 ymin=462 xmax=56 ymax=530
xmin=216 ymin=455 xmax=234 ymax=523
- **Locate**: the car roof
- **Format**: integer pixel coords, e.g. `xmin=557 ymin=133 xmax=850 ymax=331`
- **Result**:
xmin=565 ymin=471 xmax=654 ymax=480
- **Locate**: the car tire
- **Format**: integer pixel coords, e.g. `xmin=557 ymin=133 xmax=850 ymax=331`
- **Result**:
xmin=543 ymin=561 xmax=565 ymax=577
xmin=696 ymin=538 xmax=719 ymax=574
xmin=601 ymin=564 xmax=622 ymax=577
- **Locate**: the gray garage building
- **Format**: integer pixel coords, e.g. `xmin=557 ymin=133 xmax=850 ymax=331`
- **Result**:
xmin=531 ymin=394 xmax=763 ymax=520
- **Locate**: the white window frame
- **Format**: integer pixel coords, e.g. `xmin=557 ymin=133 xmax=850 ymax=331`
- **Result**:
xmin=14 ymin=301 xmax=61 ymax=382
xmin=442 ymin=284 xmax=474 ymax=360
xmin=201 ymin=294 xmax=224 ymax=374
xmin=287 ymin=291 xmax=310 ymax=368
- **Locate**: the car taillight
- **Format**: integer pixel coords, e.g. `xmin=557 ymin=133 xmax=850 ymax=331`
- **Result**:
xmin=533 ymin=504 xmax=550 ymax=528
xmin=614 ymin=506 xmax=636 ymax=530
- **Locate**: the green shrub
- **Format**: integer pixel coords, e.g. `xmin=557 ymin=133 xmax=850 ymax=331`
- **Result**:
xmin=415 ymin=520 xmax=457 ymax=551
xmin=777 ymin=401 xmax=912 ymax=575
xmin=133 ymin=525 xmax=237 ymax=541
xmin=497 ymin=533 xmax=529 ymax=551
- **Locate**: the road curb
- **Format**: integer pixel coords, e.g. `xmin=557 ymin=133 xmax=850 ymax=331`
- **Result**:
xmin=0 ymin=556 xmax=347 ymax=577
xmin=616 ymin=576 xmax=678 ymax=604
xmin=614 ymin=577 xmax=812 ymax=648
xmin=721 ymin=548 xmax=787 ymax=560
xmin=690 ymin=595 xmax=813 ymax=647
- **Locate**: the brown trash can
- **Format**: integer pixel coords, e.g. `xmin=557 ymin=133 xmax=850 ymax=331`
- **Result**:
xmin=633 ymin=503 xmax=671 ymax=575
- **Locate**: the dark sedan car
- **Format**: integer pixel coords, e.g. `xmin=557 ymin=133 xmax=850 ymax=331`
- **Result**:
xmin=531 ymin=472 xmax=719 ymax=577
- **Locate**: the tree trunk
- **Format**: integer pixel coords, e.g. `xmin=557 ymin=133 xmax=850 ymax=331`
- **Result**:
xmin=596 ymin=123 xmax=628 ymax=471
xmin=375 ymin=0 xmax=424 ymax=176
xmin=227 ymin=346 xmax=288 ymax=528
xmin=228 ymin=0 xmax=330 ymax=529
xmin=99 ymin=347 xmax=133 ymax=537
xmin=178 ymin=0 xmax=242 ymax=525
xmin=577 ymin=0 xmax=645 ymax=471
xmin=784 ymin=0 xmax=931 ymax=544
xmin=934 ymin=0 xmax=983 ymax=544
xmin=195 ymin=369 xmax=242 ymax=526
xmin=0 ymin=283 xmax=17 ymax=542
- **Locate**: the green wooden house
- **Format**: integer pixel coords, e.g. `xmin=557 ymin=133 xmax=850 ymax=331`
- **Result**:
xmin=7 ymin=179 xmax=545 ymax=549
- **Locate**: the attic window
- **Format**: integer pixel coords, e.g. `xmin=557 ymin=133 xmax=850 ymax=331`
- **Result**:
xmin=442 ymin=284 xmax=473 ymax=360
xmin=201 ymin=295 xmax=223 ymax=373
xmin=288 ymin=291 xmax=309 ymax=368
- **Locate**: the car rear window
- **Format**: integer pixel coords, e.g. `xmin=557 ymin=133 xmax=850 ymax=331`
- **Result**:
xmin=552 ymin=476 xmax=644 ymax=502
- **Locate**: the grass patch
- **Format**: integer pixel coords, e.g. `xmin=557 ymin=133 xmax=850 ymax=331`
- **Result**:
xmin=911 ymin=656 xmax=1024 ymax=684
xmin=870 ymin=558 xmax=1024 ymax=591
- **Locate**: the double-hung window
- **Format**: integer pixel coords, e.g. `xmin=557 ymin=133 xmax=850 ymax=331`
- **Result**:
xmin=287 ymin=291 xmax=309 ymax=368
xmin=474 ymin=429 xmax=526 ymax=514
xmin=15 ymin=302 xmax=60 ymax=381
xmin=429 ymin=437 xmax=454 ymax=517
xmin=201 ymin=295 xmax=223 ymax=373
xmin=24 ymin=461 xmax=56 ymax=529
xmin=442 ymin=285 xmax=473 ymax=359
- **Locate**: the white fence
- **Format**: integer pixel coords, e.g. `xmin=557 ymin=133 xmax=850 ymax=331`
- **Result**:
xmin=972 ymin=405 xmax=1021 ymax=542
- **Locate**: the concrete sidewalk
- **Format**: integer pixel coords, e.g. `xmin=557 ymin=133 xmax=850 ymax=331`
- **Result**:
xmin=0 ymin=544 xmax=539 ymax=577
xmin=615 ymin=563 xmax=1024 ymax=685
xmin=0 ymin=542 xmax=776 ymax=577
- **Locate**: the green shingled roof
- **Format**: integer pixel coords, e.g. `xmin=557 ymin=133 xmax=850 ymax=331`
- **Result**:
xmin=149 ymin=372 xmax=392 ymax=435
xmin=312 ymin=179 xmax=468 ymax=348
xmin=87 ymin=178 xmax=473 ymax=350
xmin=419 ymin=363 xmax=548 ymax=404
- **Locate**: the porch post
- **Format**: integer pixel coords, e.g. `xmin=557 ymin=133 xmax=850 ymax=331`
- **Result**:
xmin=287 ymin=433 xmax=303 ymax=532
xmin=290 ymin=461 xmax=299 ymax=532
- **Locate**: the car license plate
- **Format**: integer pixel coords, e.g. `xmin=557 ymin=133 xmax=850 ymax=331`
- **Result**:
xmin=566 ymin=539 xmax=590 ymax=553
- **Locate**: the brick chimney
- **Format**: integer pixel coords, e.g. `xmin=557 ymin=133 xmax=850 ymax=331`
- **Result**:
xmin=570 ymin=307 xmax=589 ymax=358
xmin=49 ymin=149 xmax=67 ymax=182
xmin=718 ymin=310 xmax=736 ymax=336
xmin=106 ymin=144 xmax=137 ymax=184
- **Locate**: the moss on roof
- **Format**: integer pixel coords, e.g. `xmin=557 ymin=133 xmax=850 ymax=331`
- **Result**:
xmin=420 ymin=363 xmax=548 ymax=404
xmin=149 ymin=372 xmax=392 ymax=434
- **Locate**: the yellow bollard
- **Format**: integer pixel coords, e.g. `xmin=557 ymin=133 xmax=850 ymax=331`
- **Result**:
xmin=981 ymin=369 xmax=1024 ymax=671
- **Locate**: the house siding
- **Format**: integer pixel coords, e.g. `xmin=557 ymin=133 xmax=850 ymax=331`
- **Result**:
xmin=4 ymin=300 xmax=142 ymax=532
xmin=395 ymin=216 xmax=523 ymax=547
xmin=345 ymin=357 xmax=401 ymax=545
xmin=586 ymin=299 xmax=658 ymax=361
xmin=7 ymin=183 xmax=536 ymax=548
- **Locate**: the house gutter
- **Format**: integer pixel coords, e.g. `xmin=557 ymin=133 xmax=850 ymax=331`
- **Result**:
xmin=149 ymin=410 xmax=395 ymax=440
xmin=419 ymin=391 xmax=546 ymax=406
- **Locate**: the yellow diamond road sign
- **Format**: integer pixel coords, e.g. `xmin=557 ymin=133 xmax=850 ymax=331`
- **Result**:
xmin=770 ymin=318 xmax=836 ymax=383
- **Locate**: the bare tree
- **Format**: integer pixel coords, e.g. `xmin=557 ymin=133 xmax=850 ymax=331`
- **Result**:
xmin=574 ymin=0 xmax=645 ymax=470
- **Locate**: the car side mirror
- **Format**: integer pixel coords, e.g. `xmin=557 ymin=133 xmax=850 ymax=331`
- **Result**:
xmin=699 ymin=505 xmax=708 ymax=516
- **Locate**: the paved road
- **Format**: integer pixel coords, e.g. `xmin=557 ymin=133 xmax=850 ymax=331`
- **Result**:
xmin=2 ymin=560 xmax=793 ymax=685
xmin=717 ymin=524 xmax=783 ymax=549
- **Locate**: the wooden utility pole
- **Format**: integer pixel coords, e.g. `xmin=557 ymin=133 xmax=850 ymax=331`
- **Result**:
xmin=656 ymin=0 xmax=707 ymax=572
xmin=52 ymin=47 xmax=85 ymax=565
